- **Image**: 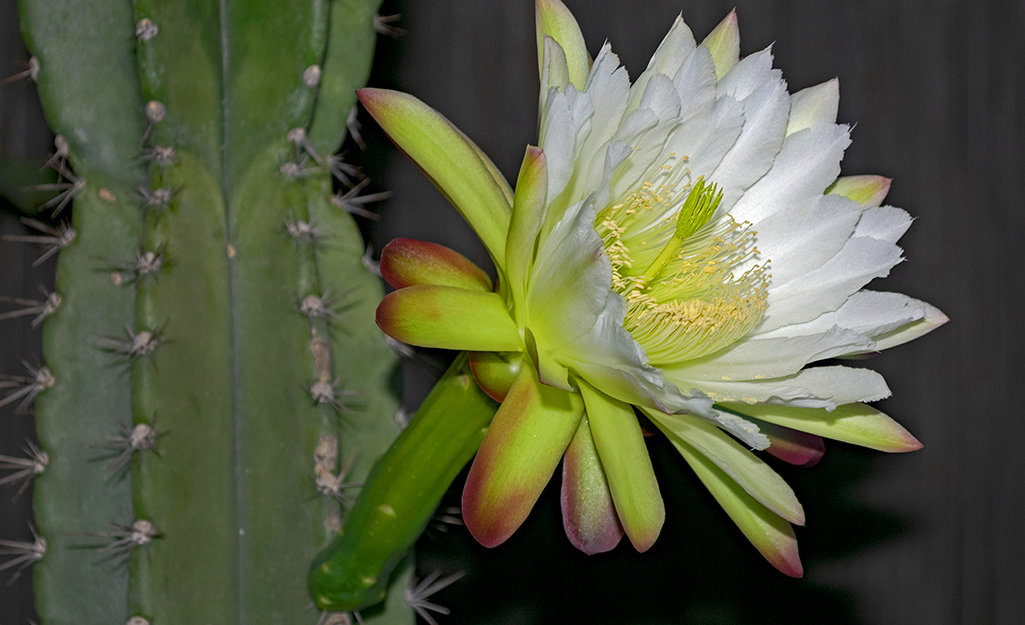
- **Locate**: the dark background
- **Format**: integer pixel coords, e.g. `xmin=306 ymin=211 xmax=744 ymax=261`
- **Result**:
xmin=3 ymin=0 xmax=1023 ymax=623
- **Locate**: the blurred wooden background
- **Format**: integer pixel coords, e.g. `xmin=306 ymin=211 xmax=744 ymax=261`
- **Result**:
xmin=2 ymin=0 xmax=1022 ymax=623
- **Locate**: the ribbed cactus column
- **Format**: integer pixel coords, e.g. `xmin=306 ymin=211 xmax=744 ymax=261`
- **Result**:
xmin=15 ymin=0 xmax=409 ymax=622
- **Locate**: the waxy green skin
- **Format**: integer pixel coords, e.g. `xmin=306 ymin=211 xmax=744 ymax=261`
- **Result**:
xmin=310 ymin=354 xmax=496 ymax=612
xmin=18 ymin=0 xmax=411 ymax=622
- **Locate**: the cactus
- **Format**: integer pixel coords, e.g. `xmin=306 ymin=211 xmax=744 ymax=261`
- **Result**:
xmin=4 ymin=0 xmax=415 ymax=622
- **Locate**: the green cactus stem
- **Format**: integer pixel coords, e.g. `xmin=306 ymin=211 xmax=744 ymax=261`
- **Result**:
xmin=9 ymin=0 xmax=412 ymax=622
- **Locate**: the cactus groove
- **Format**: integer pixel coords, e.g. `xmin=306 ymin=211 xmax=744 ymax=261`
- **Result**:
xmin=15 ymin=0 xmax=410 ymax=622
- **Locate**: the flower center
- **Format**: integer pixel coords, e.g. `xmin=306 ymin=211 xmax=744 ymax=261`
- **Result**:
xmin=595 ymin=163 xmax=768 ymax=365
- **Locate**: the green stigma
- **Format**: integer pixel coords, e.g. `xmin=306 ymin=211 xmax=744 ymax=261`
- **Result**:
xmin=638 ymin=177 xmax=723 ymax=284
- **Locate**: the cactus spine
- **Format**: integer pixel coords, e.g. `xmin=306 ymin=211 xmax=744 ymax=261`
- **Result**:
xmin=9 ymin=0 xmax=411 ymax=622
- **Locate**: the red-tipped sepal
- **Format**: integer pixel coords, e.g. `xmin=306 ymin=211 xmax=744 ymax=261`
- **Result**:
xmin=760 ymin=421 xmax=827 ymax=467
xmin=380 ymin=238 xmax=493 ymax=292
xmin=462 ymin=364 xmax=584 ymax=547
xmin=376 ymin=285 xmax=520 ymax=351
xmin=561 ymin=415 xmax=624 ymax=554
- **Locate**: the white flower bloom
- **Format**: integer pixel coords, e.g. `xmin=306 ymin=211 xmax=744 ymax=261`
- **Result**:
xmin=360 ymin=0 xmax=946 ymax=576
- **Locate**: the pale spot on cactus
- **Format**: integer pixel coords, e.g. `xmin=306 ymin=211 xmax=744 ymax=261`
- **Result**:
xmin=142 ymin=101 xmax=166 ymax=144
xmin=377 ymin=504 xmax=396 ymax=517
xmin=99 ymin=421 xmax=163 ymax=473
xmin=303 ymin=64 xmax=322 ymax=89
xmin=285 ymin=218 xmax=325 ymax=244
xmin=2 ymin=218 xmax=76 ymax=267
xmin=360 ymin=576 xmax=376 ymax=587
xmin=287 ymin=127 xmax=307 ymax=146
xmin=126 ymin=617 xmax=150 ymax=625
xmin=139 ymin=186 xmax=173 ymax=211
xmin=280 ymin=157 xmax=318 ymax=180
xmin=226 ymin=244 xmax=236 ymax=259
xmin=0 ymin=363 xmax=54 ymax=413
xmin=144 ymin=101 xmax=166 ymax=124
xmin=135 ymin=18 xmax=159 ymax=42
xmin=110 ymin=272 xmax=125 ymax=286
xmin=301 ymin=293 xmax=344 ymax=323
xmin=98 ymin=188 xmax=116 ymax=202
xmin=136 ymin=250 xmax=164 ymax=276
xmin=130 ymin=331 xmax=159 ymax=357
xmin=0 ymin=287 xmax=62 ymax=328
xmin=0 ymin=528 xmax=46 ymax=583
xmin=95 ymin=519 xmax=159 ymax=563
xmin=0 ymin=441 xmax=48 ymax=498
xmin=309 ymin=379 xmax=357 ymax=413
xmin=141 ymin=145 xmax=177 ymax=170
xmin=316 ymin=471 xmax=361 ymax=503
xmin=99 ymin=326 xmax=164 ymax=366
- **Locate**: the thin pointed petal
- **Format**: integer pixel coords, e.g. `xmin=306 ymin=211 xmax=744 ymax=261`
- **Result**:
xmin=536 ymin=0 xmax=590 ymax=90
xmin=561 ymin=415 xmax=624 ymax=554
xmin=357 ymin=89 xmax=512 ymax=260
xmin=722 ymin=402 xmax=922 ymax=453
xmin=380 ymin=238 xmax=492 ymax=291
xmin=651 ymin=411 xmax=805 ymax=525
xmin=786 ymin=78 xmax=840 ymax=136
xmin=376 ymin=286 xmax=520 ymax=352
xmin=506 ymin=146 xmax=548 ymax=315
xmin=700 ymin=10 xmax=740 ymax=80
xmin=580 ymin=380 xmax=664 ymax=552
xmin=869 ymin=301 xmax=948 ymax=351
xmin=463 ymin=364 xmax=584 ymax=547
xmin=827 ymin=174 xmax=892 ymax=208
xmin=758 ymin=421 xmax=827 ymax=467
xmin=669 ymin=432 xmax=803 ymax=577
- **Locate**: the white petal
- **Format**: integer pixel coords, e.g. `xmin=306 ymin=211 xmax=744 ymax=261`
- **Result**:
xmin=639 ymin=72 xmax=682 ymax=120
xmin=659 ymin=94 xmax=745 ymax=190
xmin=854 ymin=205 xmax=913 ymax=243
xmin=539 ymin=36 xmax=571 ymax=117
xmin=757 ymin=290 xmax=939 ymax=345
xmin=528 ymin=196 xmax=609 ymax=350
xmin=627 ymin=15 xmax=697 ymax=113
xmin=730 ymin=122 xmax=851 ymax=225
xmin=743 ymin=193 xmax=862 ymax=285
xmin=672 ymin=46 xmax=718 ymax=115
xmin=540 ymin=85 xmax=593 ymax=204
xmin=665 ymin=327 xmax=874 ymax=382
xmin=785 ymin=79 xmax=840 ymax=136
xmin=667 ymin=365 xmax=891 ymax=409
xmin=761 ymin=236 xmax=904 ymax=332
xmin=711 ymin=49 xmax=791 ymax=209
